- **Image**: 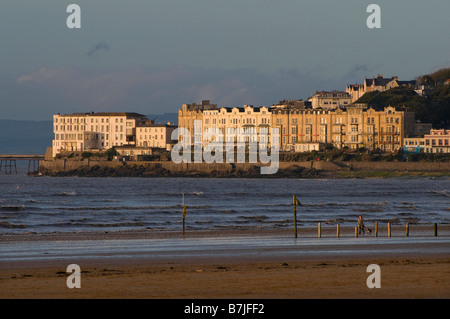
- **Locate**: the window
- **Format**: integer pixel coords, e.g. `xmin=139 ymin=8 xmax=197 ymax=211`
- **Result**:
xmin=305 ymin=127 xmax=312 ymax=135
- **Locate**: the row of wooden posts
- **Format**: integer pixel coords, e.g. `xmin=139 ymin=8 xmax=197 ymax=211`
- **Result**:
xmin=293 ymin=195 xmax=439 ymax=238
xmin=316 ymin=221 xmax=439 ymax=238
xmin=179 ymin=194 xmax=440 ymax=237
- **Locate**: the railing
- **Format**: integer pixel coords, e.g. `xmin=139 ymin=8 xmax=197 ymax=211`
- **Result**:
xmin=0 ymin=154 xmax=45 ymax=175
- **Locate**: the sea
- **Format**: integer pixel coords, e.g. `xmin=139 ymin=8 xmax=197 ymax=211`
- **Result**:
xmin=1 ymin=170 xmax=449 ymax=235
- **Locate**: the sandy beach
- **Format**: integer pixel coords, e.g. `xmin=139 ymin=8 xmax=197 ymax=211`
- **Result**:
xmin=1 ymin=226 xmax=449 ymax=300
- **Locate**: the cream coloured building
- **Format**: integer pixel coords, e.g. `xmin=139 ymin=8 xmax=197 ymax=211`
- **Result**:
xmin=424 ymin=129 xmax=450 ymax=153
xmin=271 ymin=105 xmax=415 ymax=152
xmin=308 ymin=91 xmax=352 ymax=109
xmin=52 ymin=112 xmax=148 ymax=157
xmin=201 ymin=105 xmax=272 ymax=148
xmin=178 ymin=101 xmax=416 ymax=154
xmin=136 ymin=123 xmax=177 ymax=150
xmin=178 ymin=100 xmax=217 ymax=146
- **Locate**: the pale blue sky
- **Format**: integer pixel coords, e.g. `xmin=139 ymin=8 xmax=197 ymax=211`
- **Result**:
xmin=0 ymin=0 xmax=449 ymax=120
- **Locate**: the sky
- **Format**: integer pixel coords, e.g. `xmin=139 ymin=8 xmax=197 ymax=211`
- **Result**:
xmin=0 ymin=0 xmax=449 ymax=120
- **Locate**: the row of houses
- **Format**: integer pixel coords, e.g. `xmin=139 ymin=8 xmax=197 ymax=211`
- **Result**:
xmin=404 ymin=129 xmax=450 ymax=154
xmin=346 ymin=74 xmax=423 ymax=102
xmin=51 ymin=103 xmax=447 ymax=158
xmin=178 ymin=99 xmax=422 ymax=153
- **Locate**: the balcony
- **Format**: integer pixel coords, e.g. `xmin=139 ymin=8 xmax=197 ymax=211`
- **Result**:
xmin=379 ymin=132 xmax=400 ymax=135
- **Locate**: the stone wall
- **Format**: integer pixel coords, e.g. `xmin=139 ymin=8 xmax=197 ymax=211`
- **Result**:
xmin=38 ymin=158 xmax=450 ymax=177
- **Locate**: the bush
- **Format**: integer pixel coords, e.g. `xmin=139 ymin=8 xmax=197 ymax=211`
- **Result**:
xmin=105 ymin=148 xmax=117 ymax=161
xmin=81 ymin=152 xmax=93 ymax=159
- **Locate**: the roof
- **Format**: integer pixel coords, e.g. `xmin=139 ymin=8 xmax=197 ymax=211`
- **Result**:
xmin=56 ymin=112 xmax=148 ymax=118
xmin=90 ymin=112 xmax=147 ymax=118
xmin=137 ymin=123 xmax=176 ymax=128
xmin=312 ymin=91 xmax=351 ymax=98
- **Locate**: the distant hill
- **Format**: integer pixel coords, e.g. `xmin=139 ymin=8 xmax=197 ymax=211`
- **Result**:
xmin=147 ymin=113 xmax=178 ymax=125
xmin=0 ymin=120 xmax=53 ymax=154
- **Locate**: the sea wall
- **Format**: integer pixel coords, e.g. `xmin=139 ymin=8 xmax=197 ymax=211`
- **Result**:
xmin=345 ymin=161 xmax=450 ymax=172
xmin=38 ymin=159 xmax=319 ymax=178
xmin=38 ymin=158 xmax=450 ymax=178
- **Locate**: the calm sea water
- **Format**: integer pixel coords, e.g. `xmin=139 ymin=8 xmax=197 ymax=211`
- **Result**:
xmin=0 ymin=172 xmax=449 ymax=234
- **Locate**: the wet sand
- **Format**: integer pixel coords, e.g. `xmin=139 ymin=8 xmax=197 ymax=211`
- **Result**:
xmin=1 ymin=227 xmax=449 ymax=299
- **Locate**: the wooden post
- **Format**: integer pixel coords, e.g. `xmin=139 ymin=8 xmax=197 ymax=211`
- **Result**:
xmin=336 ymin=224 xmax=340 ymax=238
xmin=355 ymin=226 xmax=358 ymax=238
xmin=293 ymin=195 xmax=298 ymax=238
xmin=318 ymin=222 xmax=321 ymax=238
xmin=434 ymin=223 xmax=438 ymax=237
xmin=388 ymin=222 xmax=391 ymax=237
xmin=374 ymin=222 xmax=378 ymax=237
xmin=182 ymin=193 xmax=187 ymax=235
xmin=406 ymin=223 xmax=409 ymax=237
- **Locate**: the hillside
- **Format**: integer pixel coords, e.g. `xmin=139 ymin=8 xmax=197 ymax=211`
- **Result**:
xmin=355 ymin=71 xmax=450 ymax=128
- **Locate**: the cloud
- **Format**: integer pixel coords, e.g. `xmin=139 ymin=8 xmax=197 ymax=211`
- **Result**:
xmin=1 ymin=64 xmax=377 ymax=121
xmin=85 ymin=41 xmax=110 ymax=58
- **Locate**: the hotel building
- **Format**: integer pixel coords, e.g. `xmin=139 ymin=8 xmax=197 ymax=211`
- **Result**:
xmin=136 ymin=123 xmax=177 ymax=150
xmin=52 ymin=112 xmax=148 ymax=157
xmin=308 ymin=91 xmax=352 ymax=109
xmin=424 ymin=129 xmax=450 ymax=153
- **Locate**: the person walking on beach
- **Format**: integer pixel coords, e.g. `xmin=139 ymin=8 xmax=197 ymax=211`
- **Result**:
xmin=358 ymin=215 xmax=371 ymax=235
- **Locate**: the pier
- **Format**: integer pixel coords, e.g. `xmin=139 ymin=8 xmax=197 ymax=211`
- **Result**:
xmin=0 ymin=154 xmax=45 ymax=174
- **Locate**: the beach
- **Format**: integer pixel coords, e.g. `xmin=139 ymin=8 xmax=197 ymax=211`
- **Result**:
xmin=1 ymin=227 xmax=449 ymax=299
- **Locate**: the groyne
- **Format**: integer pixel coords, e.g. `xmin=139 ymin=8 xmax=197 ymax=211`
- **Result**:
xmin=38 ymin=159 xmax=450 ymax=178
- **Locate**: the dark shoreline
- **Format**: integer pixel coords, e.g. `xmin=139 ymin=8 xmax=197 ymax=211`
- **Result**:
xmin=37 ymin=159 xmax=450 ymax=178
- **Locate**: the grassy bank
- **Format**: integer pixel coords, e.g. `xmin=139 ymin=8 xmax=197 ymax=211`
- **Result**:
xmin=332 ymin=170 xmax=450 ymax=178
